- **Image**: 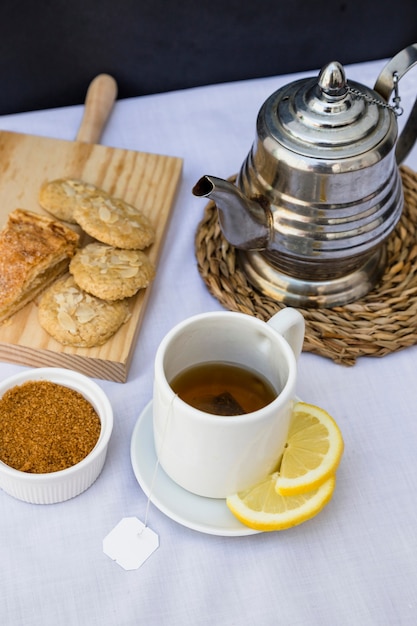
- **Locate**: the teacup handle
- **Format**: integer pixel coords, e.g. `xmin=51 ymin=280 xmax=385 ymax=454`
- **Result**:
xmin=267 ymin=308 xmax=305 ymax=360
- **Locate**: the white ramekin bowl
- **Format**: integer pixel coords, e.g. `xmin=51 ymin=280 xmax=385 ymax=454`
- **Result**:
xmin=0 ymin=367 xmax=113 ymax=504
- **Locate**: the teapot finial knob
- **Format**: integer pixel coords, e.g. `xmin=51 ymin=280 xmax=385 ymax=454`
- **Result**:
xmin=318 ymin=61 xmax=348 ymax=98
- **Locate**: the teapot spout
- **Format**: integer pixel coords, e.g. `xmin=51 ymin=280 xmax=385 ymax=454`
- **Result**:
xmin=192 ymin=175 xmax=271 ymax=250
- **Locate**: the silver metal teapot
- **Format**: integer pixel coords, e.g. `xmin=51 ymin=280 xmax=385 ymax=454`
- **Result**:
xmin=193 ymin=45 xmax=417 ymax=307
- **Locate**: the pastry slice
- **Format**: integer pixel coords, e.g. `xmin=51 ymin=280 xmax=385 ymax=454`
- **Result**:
xmin=0 ymin=209 xmax=79 ymax=323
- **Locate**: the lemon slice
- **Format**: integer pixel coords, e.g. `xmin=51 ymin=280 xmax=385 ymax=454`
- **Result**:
xmin=275 ymin=402 xmax=344 ymax=496
xmin=226 ymin=473 xmax=336 ymax=531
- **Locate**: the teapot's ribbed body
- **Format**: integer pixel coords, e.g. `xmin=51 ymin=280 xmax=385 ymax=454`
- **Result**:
xmin=236 ymin=69 xmax=403 ymax=306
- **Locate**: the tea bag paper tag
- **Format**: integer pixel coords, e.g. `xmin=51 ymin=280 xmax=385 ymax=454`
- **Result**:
xmin=103 ymin=517 xmax=159 ymax=570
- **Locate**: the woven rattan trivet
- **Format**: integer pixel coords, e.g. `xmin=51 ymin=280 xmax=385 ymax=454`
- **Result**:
xmin=195 ymin=165 xmax=417 ymax=366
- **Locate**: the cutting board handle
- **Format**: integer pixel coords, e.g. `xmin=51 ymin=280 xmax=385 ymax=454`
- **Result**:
xmin=76 ymin=74 xmax=118 ymax=144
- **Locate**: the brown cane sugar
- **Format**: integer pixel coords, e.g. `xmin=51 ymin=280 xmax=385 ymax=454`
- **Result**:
xmin=0 ymin=380 xmax=101 ymax=473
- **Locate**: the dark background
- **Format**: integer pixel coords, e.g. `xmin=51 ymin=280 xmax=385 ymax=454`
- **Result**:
xmin=1 ymin=0 xmax=416 ymax=114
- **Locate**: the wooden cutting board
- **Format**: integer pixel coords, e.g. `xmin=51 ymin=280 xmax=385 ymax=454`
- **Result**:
xmin=0 ymin=77 xmax=183 ymax=382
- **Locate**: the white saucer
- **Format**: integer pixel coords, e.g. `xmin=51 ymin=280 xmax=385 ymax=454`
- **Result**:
xmin=130 ymin=401 xmax=261 ymax=537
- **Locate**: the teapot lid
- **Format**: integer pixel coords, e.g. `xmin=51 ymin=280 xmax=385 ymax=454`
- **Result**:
xmin=259 ymin=61 xmax=395 ymax=160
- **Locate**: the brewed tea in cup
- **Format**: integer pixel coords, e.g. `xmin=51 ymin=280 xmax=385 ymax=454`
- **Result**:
xmin=170 ymin=361 xmax=277 ymax=415
xmin=152 ymin=308 xmax=305 ymax=498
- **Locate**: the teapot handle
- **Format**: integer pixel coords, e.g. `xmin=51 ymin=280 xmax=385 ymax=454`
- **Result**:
xmin=374 ymin=44 xmax=417 ymax=164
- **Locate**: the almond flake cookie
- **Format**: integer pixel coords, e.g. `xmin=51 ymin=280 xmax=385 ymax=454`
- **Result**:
xmin=39 ymin=178 xmax=100 ymax=224
xmin=70 ymin=242 xmax=156 ymax=300
xmin=38 ymin=275 xmax=131 ymax=348
xmin=73 ymin=190 xmax=155 ymax=250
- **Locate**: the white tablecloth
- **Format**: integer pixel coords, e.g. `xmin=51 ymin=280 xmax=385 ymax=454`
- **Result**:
xmin=1 ymin=59 xmax=417 ymax=626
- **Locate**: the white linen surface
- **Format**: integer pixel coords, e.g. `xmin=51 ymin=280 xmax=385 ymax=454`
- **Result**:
xmin=1 ymin=59 xmax=417 ymax=626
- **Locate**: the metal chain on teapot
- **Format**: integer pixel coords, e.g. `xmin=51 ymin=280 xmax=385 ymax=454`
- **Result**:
xmin=347 ymin=71 xmax=404 ymax=116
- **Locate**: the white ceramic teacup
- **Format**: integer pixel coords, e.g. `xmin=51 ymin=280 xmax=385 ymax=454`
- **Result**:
xmin=152 ymin=308 xmax=305 ymax=499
